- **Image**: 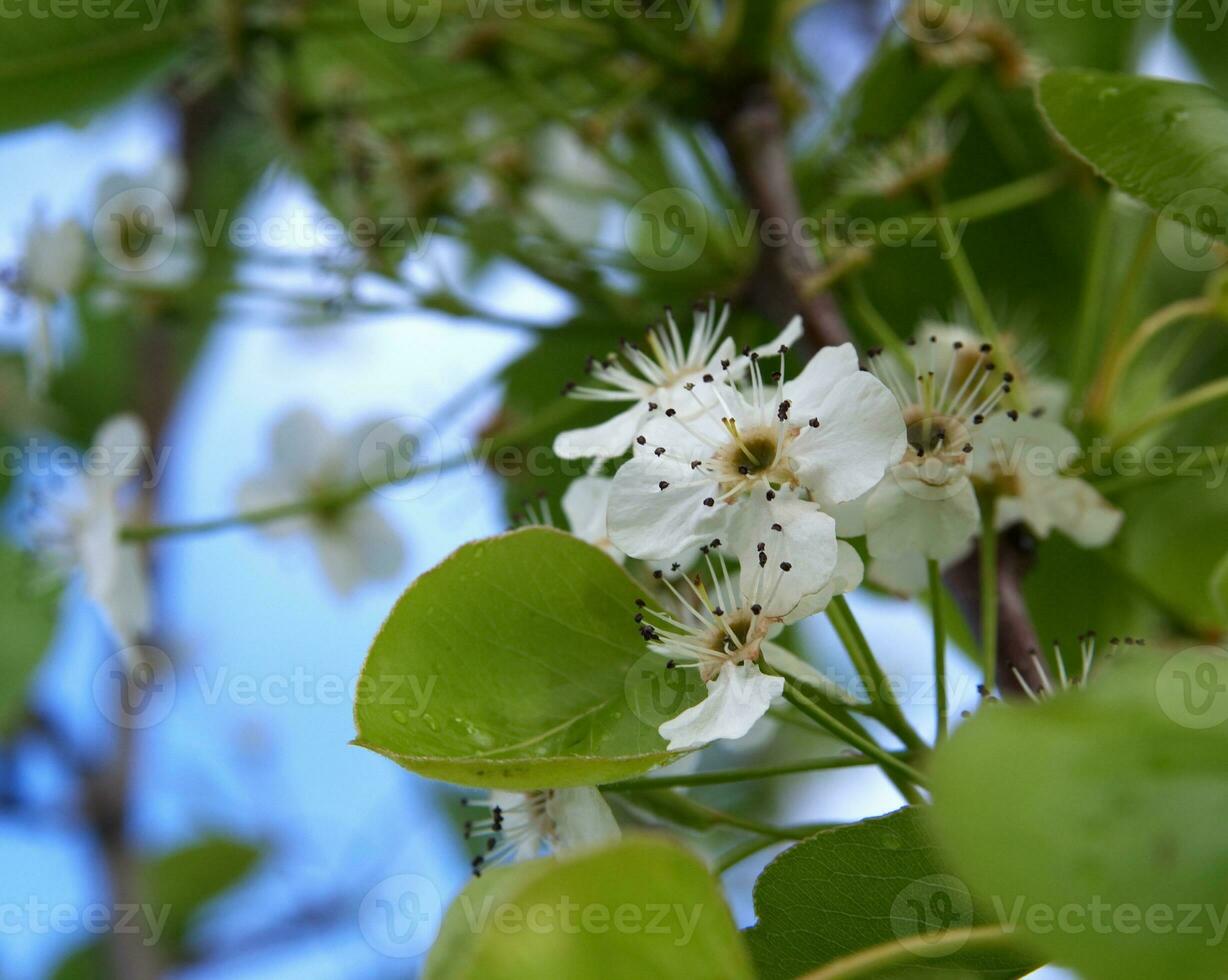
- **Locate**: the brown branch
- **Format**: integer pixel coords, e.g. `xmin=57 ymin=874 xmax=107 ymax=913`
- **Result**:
xmin=716 ymin=80 xmax=851 ymax=351
xmin=944 ymin=527 xmax=1046 ymax=698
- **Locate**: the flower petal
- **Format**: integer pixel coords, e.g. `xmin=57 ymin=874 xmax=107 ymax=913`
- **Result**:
xmin=865 ymin=466 xmax=979 ymax=562
xmin=607 ymin=454 xmax=724 ymax=560
xmin=788 ymin=540 xmax=864 ymax=621
xmin=729 ymin=492 xmax=838 ymax=621
xmin=780 ymin=342 xmax=860 ymax=407
xmin=789 ymin=372 xmax=906 ymax=506
xmin=1000 ymin=474 xmax=1122 ymax=548
xmin=658 ymin=662 xmax=783 ymax=751
xmin=553 ymin=402 xmax=645 ymax=461
xmin=270 ymin=408 xmax=332 ymax=484
xmin=561 ymin=475 xmax=618 ymax=557
xmin=548 ymin=787 xmax=621 ymax=852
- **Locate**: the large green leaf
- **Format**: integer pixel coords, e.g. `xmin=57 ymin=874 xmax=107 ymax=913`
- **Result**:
xmin=931 ymin=651 xmax=1228 ymax=980
xmin=0 ymin=0 xmax=192 ymax=133
xmin=1038 ymin=71 xmax=1228 ymax=246
xmin=0 ymin=542 xmax=61 ymax=732
xmin=424 ymin=836 xmax=753 ymax=980
xmin=744 ymin=807 xmax=1034 ymax=979
xmin=354 ymin=527 xmax=702 ymax=789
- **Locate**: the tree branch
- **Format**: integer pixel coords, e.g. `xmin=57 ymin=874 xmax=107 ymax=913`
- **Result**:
xmin=944 ymin=527 xmax=1046 ymax=698
xmin=716 ymin=81 xmax=851 ymax=351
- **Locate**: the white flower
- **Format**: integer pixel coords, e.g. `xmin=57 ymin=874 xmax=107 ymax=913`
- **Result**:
xmin=238 ymin=409 xmax=405 ymax=596
xmin=13 ymin=216 xmax=87 ymax=393
xmin=971 ymin=414 xmax=1123 ymax=548
xmin=21 ymin=216 xmax=87 ymax=301
xmin=553 ymin=301 xmax=802 ymax=461
xmin=34 ymin=415 xmax=152 ymax=646
xmin=463 ymin=787 xmax=620 ymax=873
xmin=606 ymin=341 xmax=902 ymax=604
xmin=635 ymin=536 xmax=860 ymax=751
xmin=863 ymin=333 xmax=1013 ymax=565
xmin=92 ymin=158 xmax=199 ymax=291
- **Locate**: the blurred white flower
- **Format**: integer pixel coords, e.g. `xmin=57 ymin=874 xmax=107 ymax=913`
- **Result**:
xmin=463 ymin=787 xmax=620 ymax=873
xmin=560 ymin=474 xmax=620 ymax=561
xmin=554 ymin=301 xmax=802 ymax=461
xmin=12 ymin=216 xmax=87 ymax=393
xmin=972 ymin=414 xmax=1122 ymax=548
xmin=238 ymin=409 xmax=405 ymax=596
xmin=34 ymin=415 xmax=152 ymax=647
xmin=91 ymin=157 xmax=199 ymax=294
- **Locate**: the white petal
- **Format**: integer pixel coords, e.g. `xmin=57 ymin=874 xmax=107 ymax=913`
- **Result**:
xmin=865 ymin=467 xmax=979 ymax=562
xmin=553 ymin=402 xmax=646 ymax=461
xmin=607 ymin=454 xmax=724 ymax=560
xmin=780 ymin=342 xmax=860 ymax=406
xmin=729 ymin=493 xmax=838 ymax=621
xmin=270 ymin=408 xmax=332 ymax=484
xmin=723 ymin=317 xmax=806 ymax=377
xmin=561 ymin=475 xmax=617 ymax=553
xmin=971 ymin=415 xmax=1078 ymax=481
xmin=98 ymin=545 xmax=153 ymax=646
xmin=548 ymin=787 xmax=621 ymax=852
xmin=867 ymin=552 xmax=930 ymax=596
xmin=789 ymin=372 xmax=906 ymax=506
xmin=343 ymin=506 xmax=406 ymax=581
xmin=788 ymin=540 xmax=864 ymax=620
xmin=658 ymin=663 xmax=783 ymax=751
xmin=1002 ymin=474 xmax=1122 ymax=548
xmin=90 ymin=414 xmax=149 ymax=496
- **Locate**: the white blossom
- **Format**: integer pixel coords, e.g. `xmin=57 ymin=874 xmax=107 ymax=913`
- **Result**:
xmin=635 ymin=536 xmax=860 ymax=751
xmin=13 ymin=216 xmax=87 ymax=393
xmin=607 ymin=340 xmax=902 ymax=605
xmin=463 ymin=787 xmax=620 ymax=873
xmin=863 ymin=333 xmax=1013 ymax=565
xmin=238 ymin=409 xmax=405 ymax=596
xmin=34 ymin=415 xmax=152 ymax=646
xmin=553 ymin=301 xmax=802 ymax=461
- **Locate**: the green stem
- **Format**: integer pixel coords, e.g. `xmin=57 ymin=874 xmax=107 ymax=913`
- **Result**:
xmin=927 ymin=559 xmax=948 ymax=744
xmin=761 ymin=665 xmax=929 ymax=790
xmin=928 ymin=180 xmax=999 ymax=340
xmin=604 ymin=752 xmax=905 ymax=792
xmin=827 ymin=596 xmax=926 ymax=752
xmin=979 ymin=496 xmax=999 ymax=695
xmin=928 ymin=168 xmax=1068 ymax=225
xmin=1071 ymin=190 xmax=1115 ymax=393
xmin=1109 ymin=376 xmax=1228 ymax=447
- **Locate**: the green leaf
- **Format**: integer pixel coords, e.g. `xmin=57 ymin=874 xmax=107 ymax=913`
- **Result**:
xmin=744 ymin=806 xmax=1034 ymax=979
xmin=0 ymin=542 xmax=60 ymax=733
xmin=424 ymin=835 xmax=753 ymax=980
xmin=354 ymin=527 xmax=702 ymax=789
xmin=0 ymin=0 xmax=192 ymax=133
xmin=931 ymin=652 xmax=1228 ymax=980
xmin=1038 ymin=70 xmax=1228 ymax=245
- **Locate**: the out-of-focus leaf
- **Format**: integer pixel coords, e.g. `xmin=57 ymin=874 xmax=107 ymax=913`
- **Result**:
xmin=0 ymin=543 xmax=59 ymax=732
xmin=932 ymin=652 xmax=1228 ymax=980
xmin=424 ymin=836 xmax=753 ymax=980
xmin=1172 ymin=0 xmax=1228 ymax=97
xmin=0 ymin=0 xmax=192 ymax=133
xmin=1038 ymin=71 xmax=1228 ymax=246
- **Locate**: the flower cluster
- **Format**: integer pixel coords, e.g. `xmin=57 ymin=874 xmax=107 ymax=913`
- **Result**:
xmin=548 ymin=306 xmax=1125 ymax=755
